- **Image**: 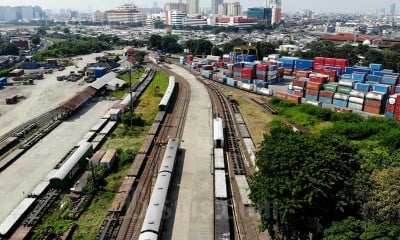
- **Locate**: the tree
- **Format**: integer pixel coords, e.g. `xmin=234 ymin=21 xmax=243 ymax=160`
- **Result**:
xmin=256 ymin=42 xmax=278 ymax=60
xmin=148 ymin=34 xmax=162 ymax=50
xmin=211 ymin=46 xmax=223 ymax=56
xmin=63 ymin=28 xmax=70 ymax=34
xmin=161 ymin=35 xmax=183 ymax=54
xmin=30 ymin=35 xmax=41 ymax=45
xmin=362 ymin=168 xmax=400 ymax=225
xmin=37 ymin=26 xmax=47 ymax=36
xmin=249 ymin=124 xmax=360 ymax=239
xmin=222 ymin=38 xmax=247 ymax=54
xmin=0 ymin=42 xmax=19 ymax=55
xmin=323 ymin=217 xmax=363 ymax=240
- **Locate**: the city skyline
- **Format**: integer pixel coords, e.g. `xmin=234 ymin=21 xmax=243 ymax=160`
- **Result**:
xmin=0 ymin=0 xmax=398 ymax=13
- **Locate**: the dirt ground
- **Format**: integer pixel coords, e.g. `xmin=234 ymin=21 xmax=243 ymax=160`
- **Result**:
xmin=0 ymin=52 xmax=103 ymax=137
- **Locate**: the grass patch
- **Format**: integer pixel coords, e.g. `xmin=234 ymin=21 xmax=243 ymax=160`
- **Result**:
xmin=118 ymin=69 xmax=144 ymax=83
xmin=217 ymin=84 xmax=273 ymax=147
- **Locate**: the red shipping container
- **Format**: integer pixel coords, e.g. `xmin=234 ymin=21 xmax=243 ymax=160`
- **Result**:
xmin=292 ymin=90 xmax=304 ymax=98
xmin=309 ymin=75 xmax=328 ymax=84
xmin=287 ymin=94 xmax=302 ymax=104
xmin=364 ymin=105 xmax=381 ymax=115
xmin=276 ymin=92 xmax=288 ymax=100
xmin=325 ymin=58 xmax=336 ymax=66
xmin=334 ymin=59 xmax=349 ymax=68
xmin=295 ymin=70 xmax=311 ymax=78
xmin=256 ymin=64 xmax=268 ymax=71
xmin=257 ymin=75 xmax=267 ymax=80
xmin=314 ymin=57 xmax=325 ymax=65
xmin=293 ymin=79 xmax=307 ymax=88
xmin=365 ymin=99 xmax=382 ymax=108
xmin=214 ymin=62 xmax=225 ymax=68
xmin=319 ymin=90 xmax=335 ymax=98
xmin=306 ymin=89 xmax=319 ymax=96
xmin=386 ymin=104 xmax=396 ymax=113
xmin=306 ymin=82 xmax=322 ymax=90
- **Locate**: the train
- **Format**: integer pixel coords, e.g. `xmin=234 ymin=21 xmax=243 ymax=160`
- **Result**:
xmin=159 ymin=76 xmax=176 ymax=111
xmin=213 ymin=117 xmax=231 ymax=240
xmin=97 ymin=74 xmax=178 ymax=239
xmin=139 ymin=138 xmax=180 ymax=240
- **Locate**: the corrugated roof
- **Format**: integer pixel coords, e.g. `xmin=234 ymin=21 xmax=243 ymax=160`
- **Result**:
xmin=58 ymin=87 xmax=97 ymax=111
xmin=90 ymin=72 xmax=117 ymax=90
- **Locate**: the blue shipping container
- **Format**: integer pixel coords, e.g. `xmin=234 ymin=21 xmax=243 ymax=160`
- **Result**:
xmin=385 ymin=111 xmax=394 ymax=119
xmin=340 ymin=74 xmax=352 ymax=80
xmin=333 ymin=99 xmax=348 ymax=107
xmin=370 ymin=63 xmax=382 ymax=71
xmin=352 ymin=73 xmax=366 ymax=81
xmin=373 ymin=71 xmax=400 ymax=77
xmin=367 ymin=75 xmax=382 ymax=83
xmin=320 ymin=97 xmax=333 ymax=104
xmin=373 ymin=84 xmax=390 ymax=94
xmin=305 ymin=94 xmax=318 ymax=101
xmin=245 ymin=55 xmax=256 ymax=62
xmin=295 ymin=59 xmax=314 ymax=70
xmin=227 ymin=78 xmax=237 ymax=87
xmin=381 ymin=76 xmax=397 ymax=85
xmin=396 ymin=85 xmax=400 ymax=93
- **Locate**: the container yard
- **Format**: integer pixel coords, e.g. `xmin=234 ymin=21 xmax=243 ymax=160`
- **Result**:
xmin=180 ymin=52 xmax=400 ymax=120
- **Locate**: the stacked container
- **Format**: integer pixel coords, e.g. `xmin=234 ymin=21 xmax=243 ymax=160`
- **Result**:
xmin=364 ymin=92 xmax=386 ymax=114
xmin=226 ymin=64 xmax=234 ymax=78
xmin=305 ymin=81 xmax=322 ymax=101
xmin=348 ymin=90 xmax=366 ymax=111
xmin=291 ymin=78 xmax=307 ymax=97
xmin=385 ymin=94 xmax=397 ymax=118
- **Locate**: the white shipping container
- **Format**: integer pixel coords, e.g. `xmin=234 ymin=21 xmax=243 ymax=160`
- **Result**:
xmin=306 ymin=100 xmax=322 ymax=107
xmin=334 ymin=93 xmax=349 ymax=101
xmin=366 ymin=91 xmax=385 ymax=101
xmin=338 ymin=80 xmax=354 ymax=87
xmin=348 ymin=102 xmax=363 ymax=111
xmin=349 ymin=96 xmax=365 ymax=105
xmin=267 ymin=70 xmax=277 ymax=76
xmin=241 ymin=83 xmax=254 ymax=91
xmin=350 ymin=90 xmax=366 ymax=99
xmin=258 ymin=88 xmax=274 ymax=96
xmin=214 ymin=148 xmax=225 ymax=170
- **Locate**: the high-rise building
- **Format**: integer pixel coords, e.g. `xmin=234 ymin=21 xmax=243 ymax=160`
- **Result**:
xmin=186 ymin=0 xmax=199 ymax=14
xmin=105 ymin=4 xmax=144 ymax=24
xmin=247 ymin=7 xmax=272 ymax=26
xmin=266 ymin=0 xmax=273 ymax=8
xmin=166 ymin=10 xmax=186 ymax=25
xmin=218 ymin=2 xmax=242 ymax=16
xmin=270 ymin=0 xmax=281 ymax=25
xmin=0 ymin=5 xmax=45 ymax=22
xmin=211 ymin=0 xmax=223 ymax=14
xmin=165 ymin=2 xmax=187 ymax=12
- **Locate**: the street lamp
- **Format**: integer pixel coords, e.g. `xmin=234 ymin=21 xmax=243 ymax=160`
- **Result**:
xmin=126 ymin=47 xmax=136 ymax=127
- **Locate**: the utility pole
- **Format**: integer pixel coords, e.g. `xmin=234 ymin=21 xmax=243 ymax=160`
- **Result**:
xmin=127 ymin=48 xmax=136 ymax=127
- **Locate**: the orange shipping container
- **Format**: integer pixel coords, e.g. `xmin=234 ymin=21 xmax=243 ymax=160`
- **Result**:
xmin=306 ymin=82 xmax=322 ymax=91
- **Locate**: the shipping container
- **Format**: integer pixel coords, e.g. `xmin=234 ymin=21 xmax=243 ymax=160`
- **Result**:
xmin=320 ymin=96 xmax=333 ymax=104
xmin=348 ymin=102 xmax=363 ymax=111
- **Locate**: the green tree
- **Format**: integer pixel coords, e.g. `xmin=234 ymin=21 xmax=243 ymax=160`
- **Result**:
xmin=63 ymin=28 xmax=70 ymax=34
xmin=37 ymin=26 xmax=48 ymax=36
xmin=323 ymin=217 xmax=363 ymax=240
xmin=256 ymin=42 xmax=278 ymax=60
xmin=249 ymin=124 xmax=360 ymax=239
xmin=148 ymin=34 xmax=162 ymax=50
xmin=211 ymin=46 xmax=223 ymax=56
xmin=161 ymin=35 xmax=183 ymax=54
xmin=362 ymin=168 xmax=400 ymax=225
xmin=0 ymin=42 xmax=19 ymax=55
xmin=30 ymin=35 xmax=41 ymax=45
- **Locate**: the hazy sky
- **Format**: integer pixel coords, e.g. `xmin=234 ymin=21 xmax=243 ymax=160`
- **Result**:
xmin=1 ymin=0 xmax=398 ymax=13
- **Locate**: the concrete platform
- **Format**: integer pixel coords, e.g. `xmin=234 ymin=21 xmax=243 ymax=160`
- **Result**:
xmin=0 ymin=100 xmax=116 ymax=222
xmin=163 ymin=65 xmax=214 ymax=240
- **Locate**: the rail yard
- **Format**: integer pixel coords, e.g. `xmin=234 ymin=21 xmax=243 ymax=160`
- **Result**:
xmin=0 ymin=54 xmax=270 ymax=240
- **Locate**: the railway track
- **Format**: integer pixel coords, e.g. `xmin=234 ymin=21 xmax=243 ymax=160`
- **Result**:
xmin=114 ymin=67 xmax=190 ymax=240
xmin=200 ymin=76 xmax=259 ymax=240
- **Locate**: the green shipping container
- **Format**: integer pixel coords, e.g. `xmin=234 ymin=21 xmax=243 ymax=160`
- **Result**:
xmin=323 ymin=84 xmax=337 ymax=92
xmin=337 ymin=86 xmax=352 ymax=94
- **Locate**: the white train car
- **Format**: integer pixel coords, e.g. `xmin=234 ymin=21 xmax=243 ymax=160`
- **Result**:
xmin=213 ymin=117 xmax=224 ymax=148
xmin=159 ymin=76 xmax=176 ymax=111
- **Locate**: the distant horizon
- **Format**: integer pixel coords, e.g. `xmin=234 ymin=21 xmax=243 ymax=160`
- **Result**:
xmin=0 ymin=0 xmax=398 ymax=14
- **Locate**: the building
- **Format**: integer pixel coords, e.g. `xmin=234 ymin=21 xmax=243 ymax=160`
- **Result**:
xmin=187 ymin=0 xmax=199 ymax=14
xmin=92 ymin=10 xmax=106 ymax=22
xmin=105 ymin=4 xmax=144 ymax=24
xmin=266 ymin=0 xmax=273 ymax=7
xmin=214 ymin=16 xmax=257 ymax=27
xmin=247 ymin=7 xmax=272 ymax=25
xmin=184 ymin=16 xmax=207 ymax=27
xmin=165 ymin=2 xmax=187 ymax=12
xmin=0 ymin=5 xmax=45 ymax=22
xmin=270 ymin=0 xmax=282 ymax=25
xmin=166 ymin=10 xmax=186 ymax=26
xmin=218 ymin=2 xmax=242 ymax=16
xmin=211 ymin=0 xmax=223 ymax=14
